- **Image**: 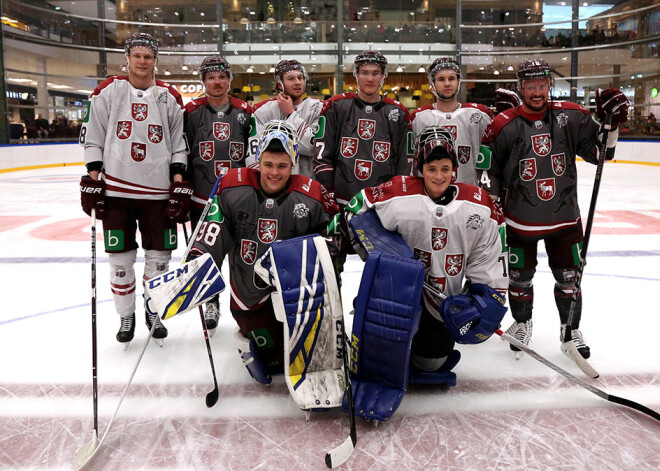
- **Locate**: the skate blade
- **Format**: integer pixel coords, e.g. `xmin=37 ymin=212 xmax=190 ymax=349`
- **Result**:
xmin=304 ymin=411 xmax=311 ymax=423
xmin=122 ymin=342 xmax=131 ymax=351
xmin=515 ymin=350 xmax=525 ymax=361
xmin=208 ymin=328 xmax=216 ymax=338
xmin=154 ymin=338 xmax=164 ymax=348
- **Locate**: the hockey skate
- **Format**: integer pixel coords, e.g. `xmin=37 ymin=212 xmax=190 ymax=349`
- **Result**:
xmin=204 ymin=301 xmax=220 ymax=337
xmin=560 ymin=324 xmax=591 ymax=359
xmin=505 ymin=319 xmax=532 ymax=360
xmin=145 ymin=311 xmax=168 ymax=347
xmin=116 ymin=313 xmax=135 ymax=350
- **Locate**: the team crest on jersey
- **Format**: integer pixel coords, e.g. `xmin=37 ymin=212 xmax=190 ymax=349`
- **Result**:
xmin=531 ymin=134 xmax=551 ymax=156
xmin=427 ymin=275 xmax=446 ymax=294
xmin=457 ymin=146 xmax=471 ymax=164
xmin=214 ymin=122 xmax=230 ymax=141
xmin=442 ymin=125 xmax=458 ymax=142
xmin=341 ymin=137 xmax=358 ymax=158
xmin=237 ymin=112 xmax=247 ymax=125
xmin=116 ymin=121 xmax=132 ymax=139
xmin=258 ymin=218 xmax=278 ymax=243
xmin=229 ymin=142 xmax=244 ymax=161
xmin=536 ymin=178 xmax=556 ymax=201
xmin=445 ymin=254 xmax=464 ymax=276
xmin=414 ymin=248 xmax=432 ymax=268
xmin=131 ymin=142 xmax=146 ymax=162
xmin=466 ymin=214 xmax=484 ymax=230
xmin=470 ymin=112 xmax=483 ymax=124
xmin=520 ymin=158 xmax=537 ymax=181
xmin=131 ymin=103 xmax=148 ymax=121
xmin=215 ymin=161 xmax=230 ymax=177
xmin=354 ymin=160 xmax=372 ymax=180
xmin=372 ymin=141 xmax=390 ymax=162
xmin=240 ymin=239 xmax=258 ymax=265
xmin=556 ymin=112 xmax=568 ymax=128
xmin=357 ymin=119 xmax=376 ymax=140
xmin=148 ymin=124 xmax=163 ymax=144
xmin=431 ymin=227 xmax=448 ymax=251
xmin=199 ymin=141 xmax=214 ymax=161
xmin=551 ymin=153 xmax=566 ymax=176
xmin=387 ymin=109 xmax=400 ymax=122
xmin=292 ymin=203 xmax=310 ymax=219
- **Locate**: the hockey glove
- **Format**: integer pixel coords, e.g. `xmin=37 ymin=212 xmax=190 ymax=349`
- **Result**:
xmin=595 ymin=88 xmax=629 ymax=125
xmin=167 ymin=181 xmax=193 ymax=223
xmin=494 ymin=88 xmax=521 ymax=113
xmin=80 ymin=175 xmax=106 ymax=219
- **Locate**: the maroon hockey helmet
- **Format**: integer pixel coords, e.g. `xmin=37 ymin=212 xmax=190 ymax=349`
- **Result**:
xmin=124 ymin=32 xmax=159 ymax=57
xmin=353 ymin=50 xmax=388 ymax=75
xmin=200 ymin=55 xmax=232 ymax=81
xmin=414 ymin=126 xmax=458 ymax=175
xmin=517 ymin=59 xmax=554 ymax=89
xmin=274 ymin=59 xmax=308 ymax=84
xmin=428 ymin=57 xmax=462 ymax=83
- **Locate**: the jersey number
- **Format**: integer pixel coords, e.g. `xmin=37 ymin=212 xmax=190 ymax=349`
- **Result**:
xmin=195 ymin=221 xmax=221 ymax=247
xmin=315 ymin=140 xmax=325 ymax=160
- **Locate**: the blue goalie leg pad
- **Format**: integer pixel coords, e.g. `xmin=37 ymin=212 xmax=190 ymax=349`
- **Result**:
xmin=342 ymin=252 xmax=425 ymax=422
xmin=234 ymin=329 xmax=272 ymax=385
xmin=348 ymin=209 xmax=414 ymax=259
xmin=408 ymin=350 xmax=461 ymax=386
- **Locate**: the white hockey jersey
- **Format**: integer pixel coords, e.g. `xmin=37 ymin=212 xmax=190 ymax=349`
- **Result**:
xmin=80 ymin=76 xmax=187 ymax=200
xmin=248 ymin=97 xmax=323 ymax=178
xmin=347 ymin=176 xmax=508 ymax=320
xmin=410 ymin=103 xmax=493 ymax=186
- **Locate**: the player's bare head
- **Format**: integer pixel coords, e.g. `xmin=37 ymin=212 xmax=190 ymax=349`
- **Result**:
xmin=517 ymin=58 xmax=553 ymax=92
xmin=256 ymin=120 xmax=299 ymax=168
xmin=428 ymin=57 xmax=461 ymax=100
xmin=200 ymin=55 xmax=232 ymax=81
xmin=274 ymin=60 xmax=308 ymax=92
xmin=415 ymin=126 xmax=458 ymax=174
xmin=353 ymin=50 xmax=388 ymax=76
xmin=124 ymin=32 xmax=159 ymax=58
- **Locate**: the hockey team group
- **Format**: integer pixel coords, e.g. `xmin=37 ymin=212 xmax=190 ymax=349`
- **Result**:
xmin=77 ymin=32 xmax=631 ymax=427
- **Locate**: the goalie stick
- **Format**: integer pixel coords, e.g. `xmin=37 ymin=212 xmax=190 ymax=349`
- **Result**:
xmin=561 ymin=114 xmax=616 ymax=379
xmin=422 ymin=282 xmax=660 ymax=425
xmin=74 ymin=175 xmax=225 ymax=469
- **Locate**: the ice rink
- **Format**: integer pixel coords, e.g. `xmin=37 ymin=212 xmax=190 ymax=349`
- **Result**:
xmin=1 ymin=158 xmax=659 ymax=470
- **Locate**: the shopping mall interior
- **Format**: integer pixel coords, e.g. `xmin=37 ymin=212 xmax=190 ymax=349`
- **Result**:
xmin=1 ymin=0 xmax=658 ymax=142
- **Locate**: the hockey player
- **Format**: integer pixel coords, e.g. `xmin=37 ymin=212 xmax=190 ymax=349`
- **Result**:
xmin=79 ymin=32 xmax=190 ymax=346
xmin=248 ymin=59 xmax=322 ymax=179
xmin=184 ymin=55 xmax=252 ymax=331
xmin=190 ymin=120 xmax=341 ymax=381
xmin=343 ymin=125 xmax=508 ymax=421
xmin=481 ymin=58 xmax=630 ymax=359
xmin=314 ymin=50 xmax=412 ymax=206
xmin=410 ymin=57 xmax=493 ymax=186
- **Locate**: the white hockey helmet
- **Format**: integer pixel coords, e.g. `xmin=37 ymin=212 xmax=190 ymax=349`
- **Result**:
xmin=256 ymin=120 xmax=300 ymax=168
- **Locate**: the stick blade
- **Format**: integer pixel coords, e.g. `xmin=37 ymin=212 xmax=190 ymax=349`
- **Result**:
xmin=205 ymin=386 xmax=219 ymax=408
xmin=74 ymin=431 xmax=99 ymax=468
xmin=325 ymin=434 xmax=356 ymax=468
xmin=561 ymin=341 xmax=599 ymax=378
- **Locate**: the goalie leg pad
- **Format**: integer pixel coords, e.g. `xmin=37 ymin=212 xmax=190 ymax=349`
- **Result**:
xmin=348 ymin=209 xmax=414 ymax=260
xmin=409 ymin=350 xmax=461 ymax=386
xmin=234 ymin=328 xmax=272 ymax=385
xmin=255 ymin=234 xmax=344 ymax=411
xmin=343 ymin=252 xmax=425 ymax=422
xmin=109 ymin=250 xmax=137 ymax=317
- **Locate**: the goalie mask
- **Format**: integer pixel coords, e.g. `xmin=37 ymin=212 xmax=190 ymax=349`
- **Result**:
xmin=517 ymin=58 xmax=554 ymax=91
xmin=414 ymin=126 xmax=458 ymax=176
xmin=274 ymin=59 xmax=308 ymax=91
xmin=124 ymin=32 xmax=159 ymax=57
xmin=256 ymin=120 xmax=300 ymax=167
xmin=428 ymin=57 xmax=461 ymax=99
xmin=200 ymin=55 xmax=232 ymax=81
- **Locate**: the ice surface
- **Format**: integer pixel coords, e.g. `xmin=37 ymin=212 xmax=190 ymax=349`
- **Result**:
xmin=1 ymin=160 xmax=659 ymax=470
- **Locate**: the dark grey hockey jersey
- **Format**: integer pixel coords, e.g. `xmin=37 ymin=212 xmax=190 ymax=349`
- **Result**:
xmin=314 ymin=93 xmax=412 ymax=204
xmin=184 ymin=96 xmax=252 ymax=207
xmin=192 ymin=167 xmax=340 ymax=311
xmin=481 ymin=101 xmax=601 ymax=237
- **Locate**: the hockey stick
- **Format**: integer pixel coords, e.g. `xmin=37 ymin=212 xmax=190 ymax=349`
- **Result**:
xmin=75 ymin=209 xmax=99 ymax=465
xmin=183 ymin=223 xmax=219 ymax=408
xmin=561 ymin=114 xmax=615 ymax=379
xmin=75 ymin=176 xmax=225 ymax=469
xmin=325 ymin=328 xmax=357 ymax=468
xmin=421 ymin=283 xmax=660 ymax=424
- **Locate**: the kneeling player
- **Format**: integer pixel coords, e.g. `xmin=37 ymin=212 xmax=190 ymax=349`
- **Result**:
xmin=343 ymin=126 xmax=509 ymax=421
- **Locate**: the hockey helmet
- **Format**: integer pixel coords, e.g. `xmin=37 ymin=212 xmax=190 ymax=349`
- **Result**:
xmin=428 ymin=57 xmax=462 ymax=84
xmin=256 ymin=120 xmax=300 ymax=168
xmin=517 ymin=59 xmax=554 ymax=90
xmin=414 ymin=126 xmax=457 ymax=174
xmin=274 ymin=60 xmax=308 ymax=86
xmin=124 ymin=32 xmax=159 ymax=57
xmin=200 ymin=55 xmax=232 ymax=81
xmin=353 ymin=50 xmax=388 ymax=75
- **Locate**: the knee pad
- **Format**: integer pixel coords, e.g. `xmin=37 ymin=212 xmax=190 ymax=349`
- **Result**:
xmin=109 ymin=250 xmax=137 ymax=316
xmin=144 ymin=250 xmax=171 ymax=279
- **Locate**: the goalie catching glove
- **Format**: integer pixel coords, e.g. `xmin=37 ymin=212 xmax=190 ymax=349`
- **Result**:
xmin=439 ymin=283 xmax=507 ymax=344
xmin=80 ymin=175 xmax=106 ymax=219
